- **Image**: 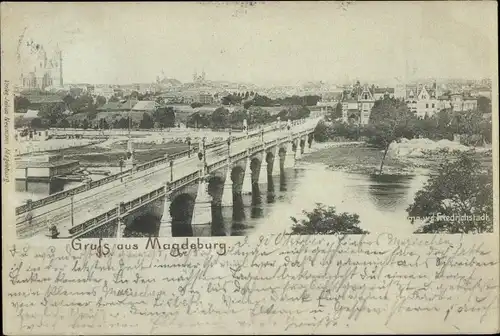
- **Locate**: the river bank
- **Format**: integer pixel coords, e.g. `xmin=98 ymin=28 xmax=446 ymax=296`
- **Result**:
xmin=305 ymin=140 xmax=492 ymax=175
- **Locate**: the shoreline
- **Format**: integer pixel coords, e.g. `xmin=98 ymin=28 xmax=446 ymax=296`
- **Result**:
xmin=304 ymin=140 xmax=492 ymax=176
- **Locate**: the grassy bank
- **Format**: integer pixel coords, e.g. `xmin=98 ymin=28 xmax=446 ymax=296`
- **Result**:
xmin=304 ymin=142 xmax=492 ymax=175
xmin=60 ymin=141 xmax=189 ymax=167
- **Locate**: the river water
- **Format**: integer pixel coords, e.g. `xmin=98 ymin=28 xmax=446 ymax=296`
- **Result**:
xmin=216 ymin=162 xmax=429 ymax=237
xmin=16 ymin=144 xmax=430 ymax=236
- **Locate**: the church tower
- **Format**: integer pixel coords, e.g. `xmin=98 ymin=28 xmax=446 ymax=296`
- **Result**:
xmin=51 ymin=45 xmax=64 ymax=88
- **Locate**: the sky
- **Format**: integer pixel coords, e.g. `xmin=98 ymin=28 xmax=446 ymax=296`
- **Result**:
xmin=2 ymin=1 xmax=497 ymax=86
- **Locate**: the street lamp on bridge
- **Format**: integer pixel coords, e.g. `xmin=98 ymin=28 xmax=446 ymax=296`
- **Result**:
xmin=169 ymin=159 xmax=174 ymax=181
xmin=227 ymin=129 xmax=232 ymax=157
xmin=198 ymin=136 xmax=207 ymax=173
xmin=243 ymin=119 xmax=248 ymax=138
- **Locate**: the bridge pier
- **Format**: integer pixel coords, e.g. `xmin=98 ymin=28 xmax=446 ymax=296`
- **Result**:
xmin=271 ymin=147 xmax=281 ymax=176
xmin=302 ymin=136 xmax=309 ymax=154
xmin=258 ymin=159 xmax=268 ymax=184
xmin=191 ymin=177 xmax=212 ymax=236
xmin=295 ymin=140 xmax=302 ymax=160
xmin=221 ymin=167 xmax=233 ymax=207
xmin=241 ymin=157 xmax=253 ymax=195
xmin=284 ymin=142 xmax=295 ymax=168
xmin=116 ymin=217 xmax=126 ymax=238
xmin=158 ymin=194 xmax=172 ymax=237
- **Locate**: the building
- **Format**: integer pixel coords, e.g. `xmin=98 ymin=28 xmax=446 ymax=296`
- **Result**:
xmin=449 ymin=94 xmax=478 ymax=112
xmin=15 ymin=154 xmax=79 ymax=182
xmin=132 ymin=101 xmax=158 ymax=113
xmin=372 ymin=87 xmax=395 ymax=100
xmin=414 ymin=85 xmax=439 ymax=119
xmin=357 ymin=86 xmax=376 ymax=124
xmin=197 ymin=92 xmax=215 ymax=105
xmin=19 ymin=43 xmax=63 ymax=91
xmin=342 ymin=100 xmax=361 ymax=124
xmin=93 ymin=86 xmax=115 ymax=100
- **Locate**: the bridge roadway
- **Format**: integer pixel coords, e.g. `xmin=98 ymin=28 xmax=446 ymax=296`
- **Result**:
xmin=17 ymin=118 xmax=318 ymax=239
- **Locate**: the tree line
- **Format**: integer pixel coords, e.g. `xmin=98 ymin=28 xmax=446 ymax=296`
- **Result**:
xmin=185 ymin=105 xmax=311 ymax=129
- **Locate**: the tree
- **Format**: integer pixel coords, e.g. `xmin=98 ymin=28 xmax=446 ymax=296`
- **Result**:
xmin=153 ymin=107 xmax=176 ymax=128
xmin=155 ymin=96 xmax=165 ymax=105
xmin=139 ymin=113 xmax=154 ymax=129
xmin=407 ymin=150 xmax=493 ymax=234
xmin=190 ymin=102 xmax=204 ymax=108
xmin=230 ymin=109 xmax=248 ymax=127
xmin=117 ymin=117 xmax=130 ymax=129
xmin=313 ymin=120 xmax=330 ymax=142
xmin=109 ymin=95 xmax=120 ymax=103
xmin=130 ymin=91 xmax=140 ymax=100
xmin=38 ymin=103 xmax=65 ymax=127
xmin=82 ymin=118 xmax=90 ymax=130
xmin=248 ymin=106 xmax=271 ymax=125
xmin=251 ymin=94 xmax=274 ymax=107
xmin=63 ymin=94 xmax=76 ymax=107
xmin=99 ymin=118 xmax=109 ymax=129
xmin=221 ymin=94 xmax=243 ymax=106
xmin=290 ymin=203 xmax=368 ymax=235
xmin=95 ymin=95 xmax=107 ymax=107
xmin=71 ymin=120 xmax=81 ymax=128
xmin=86 ymin=105 xmax=98 ymax=120
xmin=187 ymin=112 xmax=210 ymax=128
xmin=477 ymin=96 xmax=491 ymax=115
xmin=30 ymin=118 xmax=44 ymax=129
xmin=14 ymin=96 xmax=31 ymax=111
xmin=211 ymin=107 xmax=229 ymax=129
xmin=278 ymin=105 xmax=310 ymax=121
xmin=479 ymin=117 xmax=492 ymax=144
xmin=332 ymin=102 xmax=343 ymax=119
xmin=57 ymin=119 xmax=70 ymax=128
xmin=69 ymin=95 xmax=94 ymax=114
xmin=243 ymin=101 xmax=253 ymax=109
xmin=365 ymin=97 xmax=414 ymax=174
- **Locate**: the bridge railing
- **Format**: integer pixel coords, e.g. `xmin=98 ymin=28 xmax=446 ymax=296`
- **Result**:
xmin=170 ymin=170 xmax=200 ymax=190
xmin=15 ymin=118 xmax=314 ymax=216
xmin=68 ymin=207 xmax=119 ymax=236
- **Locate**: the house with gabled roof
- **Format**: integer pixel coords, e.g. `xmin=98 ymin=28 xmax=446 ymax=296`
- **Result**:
xmin=132 ymin=100 xmax=158 ymax=112
xmin=341 ymin=84 xmax=375 ymax=125
xmin=358 ymin=85 xmax=375 ymax=125
xmin=415 ymin=85 xmax=439 ymax=119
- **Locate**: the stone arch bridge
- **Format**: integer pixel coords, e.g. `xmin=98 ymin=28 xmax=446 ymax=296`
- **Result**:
xmin=15 ymin=117 xmax=323 ymax=239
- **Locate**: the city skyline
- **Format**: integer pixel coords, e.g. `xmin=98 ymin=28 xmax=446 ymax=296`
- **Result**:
xmin=4 ymin=2 xmax=497 ymax=86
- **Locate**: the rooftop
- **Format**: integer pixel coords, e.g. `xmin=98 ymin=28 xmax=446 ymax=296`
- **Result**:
xmin=16 ymin=159 xmax=79 ymax=169
xmin=21 ymin=94 xmax=63 ymax=104
xmin=132 ymin=101 xmax=157 ymax=111
xmin=97 ymin=100 xmax=138 ymax=111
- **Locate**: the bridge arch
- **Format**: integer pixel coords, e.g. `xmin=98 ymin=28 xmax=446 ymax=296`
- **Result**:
xmin=125 ymin=213 xmax=158 ymax=237
xmin=170 ymin=193 xmax=195 ymax=236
